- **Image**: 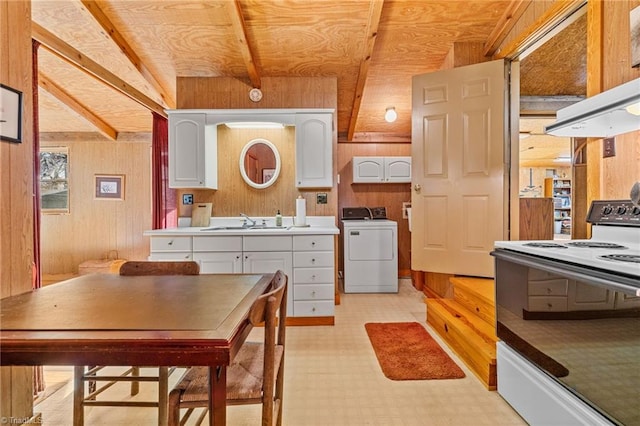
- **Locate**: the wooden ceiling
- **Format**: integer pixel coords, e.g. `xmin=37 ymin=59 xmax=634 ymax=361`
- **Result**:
xmin=32 ymin=0 xmax=586 ymax=164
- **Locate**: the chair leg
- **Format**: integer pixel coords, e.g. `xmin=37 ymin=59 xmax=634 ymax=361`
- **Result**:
xmin=73 ymin=366 xmax=85 ymax=426
xmin=131 ymin=366 xmax=140 ymax=396
xmin=158 ymin=367 xmax=169 ymax=426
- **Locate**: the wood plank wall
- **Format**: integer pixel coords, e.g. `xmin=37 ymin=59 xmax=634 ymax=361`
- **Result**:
xmin=175 ymin=76 xmax=339 ymax=220
xmin=0 ymin=0 xmax=35 ymax=420
xmin=337 ymin=143 xmax=412 ymax=276
xmin=39 ymin=134 xmax=152 ymax=274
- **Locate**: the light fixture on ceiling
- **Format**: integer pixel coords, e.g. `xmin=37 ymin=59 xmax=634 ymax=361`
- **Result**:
xmin=225 ymin=122 xmax=284 ymax=129
xmin=553 ymin=156 xmax=572 ymax=163
xmin=384 ymin=107 xmax=397 ymax=123
xmin=545 ymin=77 xmax=640 ymax=137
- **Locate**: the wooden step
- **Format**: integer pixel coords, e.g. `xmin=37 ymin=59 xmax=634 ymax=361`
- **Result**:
xmin=435 ymin=299 xmax=498 ymax=345
xmin=451 ymin=276 xmax=495 ymax=327
xmin=426 ymin=298 xmax=497 ymax=390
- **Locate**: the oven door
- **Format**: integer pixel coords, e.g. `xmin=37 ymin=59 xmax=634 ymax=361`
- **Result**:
xmin=493 ymin=249 xmax=640 ymax=426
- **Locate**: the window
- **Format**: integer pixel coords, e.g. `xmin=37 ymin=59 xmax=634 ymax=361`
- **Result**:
xmin=40 ymin=147 xmax=69 ymax=214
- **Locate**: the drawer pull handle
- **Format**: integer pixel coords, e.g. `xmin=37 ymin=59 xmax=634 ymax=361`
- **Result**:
xmin=311 ymin=275 xmax=316 ymax=280
xmin=312 ymin=307 xmax=316 ymax=312
xmin=312 ymin=291 xmax=316 ymax=296
xmin=168 ymin=240 xmax=173 ymax=245
xmin=311 ymin=242 xmax=316 ymax=246
xmin=311 ymin=258 xmax=316 ymax=263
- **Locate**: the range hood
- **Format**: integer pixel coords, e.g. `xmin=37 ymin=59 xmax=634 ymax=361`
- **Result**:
xmin=544 ymin=78 xmax=640 ymax=137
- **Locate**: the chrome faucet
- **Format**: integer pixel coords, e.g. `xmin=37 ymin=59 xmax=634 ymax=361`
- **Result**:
xmin=240 ymin=213 xmax=257 ymax=228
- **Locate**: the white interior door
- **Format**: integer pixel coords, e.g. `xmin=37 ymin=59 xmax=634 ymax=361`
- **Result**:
xmin=411 ymin=59 xmax=515 ymax=278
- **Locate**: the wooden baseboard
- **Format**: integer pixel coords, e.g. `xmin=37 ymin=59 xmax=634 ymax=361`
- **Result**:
xmin=286 ymin=316 xmax=334 ymax=326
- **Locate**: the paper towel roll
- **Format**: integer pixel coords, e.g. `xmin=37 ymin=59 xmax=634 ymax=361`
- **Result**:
xmin=407 ymin=207 xmax=412 ymax=232
xmin=295 ymin=196 xmax=307 ymax=226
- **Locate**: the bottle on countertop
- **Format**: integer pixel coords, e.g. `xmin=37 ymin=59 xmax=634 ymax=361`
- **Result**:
xmin=275 ymin=210 xmax=283 ymax=227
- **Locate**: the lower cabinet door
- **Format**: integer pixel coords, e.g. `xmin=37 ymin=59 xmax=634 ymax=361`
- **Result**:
xmin=193 ymin=252 xmax=242 ymax=274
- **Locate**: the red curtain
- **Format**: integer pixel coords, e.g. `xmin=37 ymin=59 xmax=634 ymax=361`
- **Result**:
xmin=32 ymin=39 xmax=42 ymax=291
xmin=32 ymin=39 xmax=45 ymax=396
xmin=152 ymin=112 xmax=177 ymax=229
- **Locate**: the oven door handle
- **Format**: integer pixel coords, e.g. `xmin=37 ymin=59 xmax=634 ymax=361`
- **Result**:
xmin=491 ymin=249 xmax=640 ymax=296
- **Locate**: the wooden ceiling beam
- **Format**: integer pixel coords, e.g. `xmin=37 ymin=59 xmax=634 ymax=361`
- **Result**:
xmin=339 ymin=132 xmax=411 ymax=144
xmin=32 ymin=22 xmax=167 ymax=118
xmin=347 ymin=0 xmax=384 ymax=142
xmin=80 ymin=0 xmax=175 ymax=108
xmin=493 ymin=0 xmax=586 ymax=59
xmin=225 ymin=0 xmax=261 ymax=89
xmin=38 ymin=72 xmax=117 ymax=140
xmin=483 ymin=0 xmax=531 ymax=57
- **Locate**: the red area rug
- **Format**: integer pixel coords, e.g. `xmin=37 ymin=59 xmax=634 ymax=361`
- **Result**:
xmin=365 ymin=322 xmax=466 ymax=381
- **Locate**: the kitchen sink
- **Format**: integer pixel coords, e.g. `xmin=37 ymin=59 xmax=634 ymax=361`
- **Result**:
xmin=201 ymin=226 xmax=286 ymax=231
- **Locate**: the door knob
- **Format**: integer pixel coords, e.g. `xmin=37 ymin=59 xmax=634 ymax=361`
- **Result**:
xmin=413 ymin=184 xmax=421 ymax=192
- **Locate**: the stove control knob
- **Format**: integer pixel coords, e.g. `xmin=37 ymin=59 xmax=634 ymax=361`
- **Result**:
xmin=616 ymin=206 xmax=627 ymax=215
xmin=602 ymin=206 xmax=613 ymax=215
xmin=632 ymin=206 xmax=640 ymax=216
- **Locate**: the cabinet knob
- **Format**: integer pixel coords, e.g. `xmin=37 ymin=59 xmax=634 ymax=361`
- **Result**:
xmin=311 ymin=258 xmax=316 ymax=263
xmin=236 ymin=255 xmax=240 ymax=260
xmin=312 ymin=307 xmax=316 ymax=312
xmin=414 ymin=184 xmax=421 ymax=192
xmin=168 ymin=240 xmax=173 ymax=245
xmin=312 ymin=291 xmax=316 ymax=296
xmin=311 ymin=275 xmax=316 ymax=280
xmin=311 ymin=241 xmax=316 ymax=246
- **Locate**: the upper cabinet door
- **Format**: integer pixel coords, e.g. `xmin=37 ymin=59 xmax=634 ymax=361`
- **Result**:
xmin=169 ymin=113 xmax=217 ymax=189
xmin=353 ymin=157 xmax=385 ymax=182
xmin=295 ymin=113 xmax=333 ymax=188
xmin=384 ymin=157 xmax=411 ymax=182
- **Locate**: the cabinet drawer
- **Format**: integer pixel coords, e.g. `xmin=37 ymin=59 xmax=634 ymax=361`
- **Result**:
xmin=528 ymin=279 xmax=568 ymax=296
xmin=293 ymin=300 xmax=334 ymax=317
xmin=149 ymin=252 xmax=192 ymax=261
xmin=193 ymin=236 xmax=242 ymax=252
xmin=293 ymin=283 xmax=334 ymax=301
xmin=528 ymin=296 xmax=567 ymax=312
xmin=293 ymin=235 xmax=334 ymax=251
xmin=293 ymin=252 xmax=334 ymax=268
xmin=150 ymin=236 xmax=192 ymax=252
xmin=294 ymin=267 xmax=334 ymax=284
xmin=528 ymin=268 xmax=562 ymax=281
xmin=193 ymin=252 xmax=242 ymax=274
xmin=243 ymin=236 xmax=292 ymax=251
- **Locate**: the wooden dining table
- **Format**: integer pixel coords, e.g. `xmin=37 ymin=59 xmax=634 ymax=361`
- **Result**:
xmin=0 ymin=272 xmax=273 ymax=426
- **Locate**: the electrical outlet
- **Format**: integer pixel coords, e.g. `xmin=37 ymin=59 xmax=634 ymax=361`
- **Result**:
xmin=316 ymin=192 xmax=328 ymax=204
xmin=182 ymin=194 xmax=193 ymax=205
xmin=603 ymin=137 xmax=616 ymax=158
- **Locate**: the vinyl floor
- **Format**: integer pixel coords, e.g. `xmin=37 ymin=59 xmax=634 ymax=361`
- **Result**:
xmin=34 ymin=279 xmax=526 ymax=425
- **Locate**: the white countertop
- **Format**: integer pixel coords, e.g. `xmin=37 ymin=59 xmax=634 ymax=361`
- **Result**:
xmin=144 ymin=216 xmax=339 ymax=236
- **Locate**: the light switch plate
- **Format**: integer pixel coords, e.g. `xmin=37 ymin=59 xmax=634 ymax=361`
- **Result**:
xmin=603 ymin=137 xmax=616 ymax=158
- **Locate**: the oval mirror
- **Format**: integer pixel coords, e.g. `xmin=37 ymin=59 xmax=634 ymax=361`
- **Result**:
xmin=239 ymin=138 xmax=281 ymax=189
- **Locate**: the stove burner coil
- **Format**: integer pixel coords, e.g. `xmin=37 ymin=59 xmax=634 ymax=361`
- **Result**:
xmin=566 ymin=242 xmax=628 ymax=249
xmin=523 ymin=242 xmax=568 ymax=248
xmin=599 ymin=254 xmax=640 ymax=264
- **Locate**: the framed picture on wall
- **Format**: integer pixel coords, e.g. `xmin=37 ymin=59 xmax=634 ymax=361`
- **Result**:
xmin=0 ymin=84 xmax=23 ymax=143
xmin=95 ymin=174 xmax=125 ymax=200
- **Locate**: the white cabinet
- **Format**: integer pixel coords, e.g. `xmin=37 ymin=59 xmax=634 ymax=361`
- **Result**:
xmin=149 ymin=236 xmax=192 ymax=261
xmin=295 ymin=113 xmax=333 ymax=188
xmin=193 ymin=236 xmax=242 ymax=273
xmin=292 ymin=235 xmax=335 ymax=317
xmin=168 ymin=112 xmax=217 ymax=189
xmin=148 ymin=232 xmax=335 ymax=319
xmin=352 ymin=156 xmax=411 ymax=183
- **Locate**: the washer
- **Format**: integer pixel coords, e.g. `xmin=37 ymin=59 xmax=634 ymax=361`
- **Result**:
xmin=343 ymin=218 xmax=398 ymax=293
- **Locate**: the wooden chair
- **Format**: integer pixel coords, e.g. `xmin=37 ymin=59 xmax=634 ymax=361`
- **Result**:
xmin=168 ymin=270 xmax=288 ymax=426
xmin=73 ymin=261 xmax=200 ymax=426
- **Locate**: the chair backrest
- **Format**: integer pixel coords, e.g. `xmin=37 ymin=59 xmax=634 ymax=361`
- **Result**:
xmin=119 ymin=261 xmax=200 ymax=276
